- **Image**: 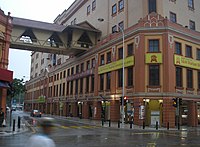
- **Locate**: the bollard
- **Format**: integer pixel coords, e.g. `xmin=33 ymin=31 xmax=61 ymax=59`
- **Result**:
xmin=18 ymin=116 xmax=21 ymax=129
xmin=178 ymin=122 xmax=180 ymax=130
xmin=143 ymin=121 xmax=145 ymax=129
xmin=167 ymin=122 xmax=169 ymax=130
xmin=13 ymin=119 xmax=15 ymax=132
xmin=130 ymin=121 xmax=132 ymax=129
xmin=102 ymin=119 xmax=104 ymax=126
xmin=108 ymin=120 xmax=111 ymax=127
xmin=156 ymin=121 xmax=158 ymax=130
xmin=118 ymin=120 xmax=120 ymax=128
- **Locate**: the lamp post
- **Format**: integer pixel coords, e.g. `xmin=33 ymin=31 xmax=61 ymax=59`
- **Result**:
xmin=98 ymin=18 xmax=125 ymax=127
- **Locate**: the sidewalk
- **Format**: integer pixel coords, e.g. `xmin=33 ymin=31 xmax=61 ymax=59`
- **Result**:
xmin=0 ymin=111 xmax=27 ymax=136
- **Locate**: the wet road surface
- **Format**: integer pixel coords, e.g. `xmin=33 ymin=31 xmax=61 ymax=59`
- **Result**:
xmin=1 ymin=112 xmax=200 ymax=147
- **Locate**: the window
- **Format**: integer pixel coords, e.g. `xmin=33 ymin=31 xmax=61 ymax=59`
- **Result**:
xmin=100 ymin=54 xmax=105 ymax=65
xmin=118 ymin=21 xmax=124 ymax=32
xmin=170 ymin=12 xmax=177 ymax=23
xmin=149 ymin=65 xmax=159 ymax=86
xmin=148 ymin=0 xmax=157 ymax=13
xmin=75 ymin=80 xmax=78 ymax=94
xmin=127 ymin=66 xmax=133 ymax=86
xmin=63 ymin=70 xmax=66 ymax=78
xmin=92 ymin=58 xmax=95 ymax=68
xmin=107 ymin=52 xmax=111 ymax=63
xmin=66 ymin=82 xmax=69 ymax=95
xmin=119 ymin=0 xmax=124 ymax=11
xmin=86 ymin=77 xmax=89 ymax=93
xmin=189 ymin=20 xmax=195 ymax=30
xmin=100 ymin=74 xmax=104 ymax=91
xmin=187 ymin=69 xmax=193 ymax=88
xmin=81 ymin=63 xmax=84 ymax=72
xmin=197 ymin=49 xmax=200 ymax=60
xmin=76 ymin=65 xmax=79 ymax=74
xmin=57 ymin=73 xmax=59 ymax=80
xmin=112 ymin=25 xmax=117 ymax=33
xmin=186 ymin=45 xmax=192 ymax=58
xmin=80 ymin=78 xmax=83 ymax=93
xmin=112 ymin=4 xmax=117 ymax=15
xmin=87 ymin=60 xmax=90 ymax=69
xmin=188 ymin=0 xmax=194 ymax=9
xmin=106 ymin=72 xmax=111 ymax=90
xmin=118 ymin=47 xmax=123 ymax=59
xmin=127 ymin=43 xmax=134 ymax=56
xmin=59 ymin=84 xmax=62 ymax=96
xmin=70 ymin=81 xmax=73 ymax=94
xmin=71 ymin=67 xmax=74 ymax=75
xmin=175 ymin=42 xmax=182 ymax=55
xmin=35 ymin=63 xmax=38 ymax=69
xmin=92 ymin=0 xmax=96 ymax=11
xmin=87 ymin=5 xmax=90 ymax=15
xmin=41 ymin=58 xmax=44 ymax=65
xmin=176 ymin=67 xmax=182 ymax=87
xmin=118 ymin=69 xmax=123 ymax=87
xmin=60 ymin=72 xmax=62 ymax=79
xmin=169 ymin=0 xmax=176 ymax=3
xmin=57 ymin=58 xmax=61 ymax=65
xmin=91 ymin=75 xmax=94 ymax=92
xmin=62 ymin=83 xmax=65 ymax=96
xmin=67 ymin=69 xmax=70 ymax=76
xmin=198 ymin=71 xmax=200 ymax=89
xmin=149 ymin=39 xmax=159 ymax=52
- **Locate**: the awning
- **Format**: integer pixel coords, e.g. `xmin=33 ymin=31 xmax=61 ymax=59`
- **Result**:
xmin=0 ymin=81 xmax=10 ymax=88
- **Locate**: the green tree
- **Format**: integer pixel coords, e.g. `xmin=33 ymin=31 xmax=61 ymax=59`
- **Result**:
xmin=7 ymin=78 xmax=26 ymax=106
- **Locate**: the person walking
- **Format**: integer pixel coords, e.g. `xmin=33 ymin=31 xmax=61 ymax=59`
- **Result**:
xmin=0 ymin=108 xmax=4 ymax=127
xmin=25 ymin=117 xmax=56 ymax=147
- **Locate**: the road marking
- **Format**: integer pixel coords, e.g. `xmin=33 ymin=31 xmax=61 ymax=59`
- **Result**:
xmin=59 ymin=125 xmax=100 ymax=129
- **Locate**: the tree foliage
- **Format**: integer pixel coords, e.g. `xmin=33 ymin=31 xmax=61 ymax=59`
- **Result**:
xmin=7 ymin=78 xmax=26 ymax=98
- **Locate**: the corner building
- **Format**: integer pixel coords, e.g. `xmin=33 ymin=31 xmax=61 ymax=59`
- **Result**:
xmin=24 ymin=0 xmax=200 ymax=128
xmin=0 ymin=10 xmax=13 ymax=112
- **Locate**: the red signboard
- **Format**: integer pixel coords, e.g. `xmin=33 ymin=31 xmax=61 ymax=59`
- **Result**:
xmin=0 ymin=68 xmax=13 ymax=82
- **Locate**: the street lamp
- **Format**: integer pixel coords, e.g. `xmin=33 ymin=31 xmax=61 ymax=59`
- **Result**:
xmin=98 ymin=18 xmax=125 ymax=127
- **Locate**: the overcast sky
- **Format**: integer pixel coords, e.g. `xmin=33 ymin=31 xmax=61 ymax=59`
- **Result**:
xmin=0 ymin=0 xmax=75 ymax=80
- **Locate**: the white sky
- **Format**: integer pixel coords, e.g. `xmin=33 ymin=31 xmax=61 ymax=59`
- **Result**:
xmin=0 ymin=0 xmax=75 ymax=80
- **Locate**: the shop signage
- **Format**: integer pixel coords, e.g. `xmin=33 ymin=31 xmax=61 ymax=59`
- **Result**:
xmin=139 ymin=105 xmax=145 ymax=119
xmin=37 ymin=95 xmax=45 ymax=103
xmin=174 ymin=55 xmax=200 ymax=70
xmin=66 ymin=68 xmax=94 ymax=81
xmin=98 ymin=56 xmax=134 ymax=74
xmin=145 ymin=53 xmax=162 ymax=64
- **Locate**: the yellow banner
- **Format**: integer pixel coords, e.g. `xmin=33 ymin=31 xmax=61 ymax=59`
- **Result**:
xmin=98 ymin=56 xmax=134 ymax=74
xmin=174 ymin=55 xmax=200 ymax=70
xmin=145 ymin=53 xmax=162 ymax=63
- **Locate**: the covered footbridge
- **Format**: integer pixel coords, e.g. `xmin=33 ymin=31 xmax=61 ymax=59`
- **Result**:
xmin=10 ymin=17 xmax=101 ymax=55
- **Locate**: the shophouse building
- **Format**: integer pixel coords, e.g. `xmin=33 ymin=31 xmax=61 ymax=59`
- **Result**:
xmin=0 ymin=10 xmax=13 ymax=112
xmin=24 ymin=0 xmax=200 ymax=128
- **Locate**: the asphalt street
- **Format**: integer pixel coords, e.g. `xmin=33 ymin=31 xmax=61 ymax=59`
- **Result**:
xmin=1 ymin=111 xmax=200 ymax=147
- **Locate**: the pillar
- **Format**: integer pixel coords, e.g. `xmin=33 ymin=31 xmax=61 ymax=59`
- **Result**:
xmin=162 ymin=98 xmax=176 ymax=128
xmin=110 ymin=100 xmax=120 ymax=121
xmin=82 ymin=102 xmax=89 ymax=119
xmin=188 ymin=101 xmax=198 ymax=127
xmin=133 ymin=97 xmax=144 ymax=126
xmin=93 ymin=101 xmax=101 ymax=120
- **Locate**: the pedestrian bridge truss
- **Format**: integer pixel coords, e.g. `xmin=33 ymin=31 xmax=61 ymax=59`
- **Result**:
xmin=10 ymin=17 xmax=101 ymax=55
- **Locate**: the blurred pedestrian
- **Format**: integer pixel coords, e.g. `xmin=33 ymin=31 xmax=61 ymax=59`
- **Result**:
xmin=0 ymin=108 xmax=4 ymax=127
xmin=25 ymin=117 xmax=56 ymax=147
